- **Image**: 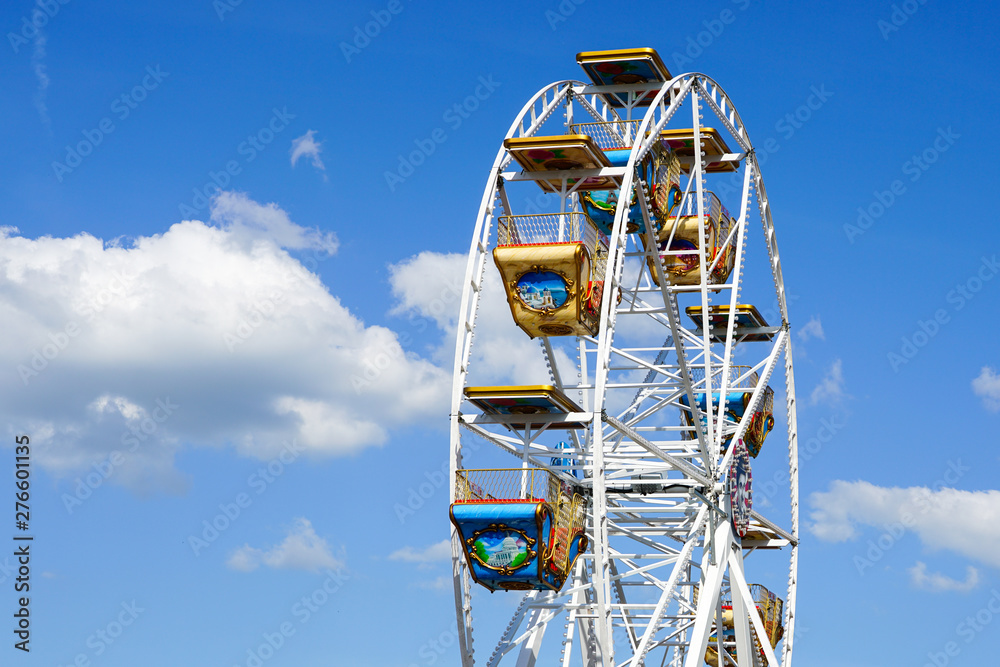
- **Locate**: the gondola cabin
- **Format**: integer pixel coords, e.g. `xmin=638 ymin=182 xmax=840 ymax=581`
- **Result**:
xmin=645 ymin=190 xmax=735 ymax=286
xmin=450 ymin=468 xmax=588 ymax=592
xmin=563 ymin=122 xmax=682 ymax=236
xmin=660 ymin=127 xmax=740 ymax=174
xmin=680 ymin=365 xmax=775 ymax=457
xmin=685 ymin=304 xmax=777 ymax=344
xmin=505 ymin=127 xmax=681 ymax=237
xmin=504 ymin=135 xmax=621 ymax=193
xmin=463 ymin=385 xmax=588 ymax=430
xmin=697 ymin=585 xmax=785 ymax=666
xmin=493 ymin=212 xmax=608 ymax=338
xmin=576 ymin=48 xmax=672 ymax=107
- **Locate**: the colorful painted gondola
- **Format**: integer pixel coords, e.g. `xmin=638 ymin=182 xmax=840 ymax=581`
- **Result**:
xmin=697 ymin=584 xmax=785 ymax=666
xmin=680 ymin=365 xmax=775 ymax=456
xmin=576 ymin=48 xmax=673 ymax=107
xmin=493 ymin=212 xmax=608 ymax=338
xmin=450 ymin=468 xmax=588 ymax=592
xmin=644 ymin=190 xmax=735 ymax=286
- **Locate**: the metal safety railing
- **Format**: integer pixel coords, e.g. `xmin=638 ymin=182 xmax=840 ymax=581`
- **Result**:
xmin=497 ymin=213 xmax=609 ymax=285
xmin=497 ymin=212 xmax=593 ymax=247
xmin=673 ymin=189 xmax=725 ymax=221
xmin=689 ymin=365 xmax=760 ymax=391
xmin=694 ymin=584 xmax=785 ymax=665
xmin=568 ymin=120 xmax=644 ymax=150
xmin=455 ymin=468 xmax=588 ymax=576
xmin=454 ymin=468 xmax=556 ymax=503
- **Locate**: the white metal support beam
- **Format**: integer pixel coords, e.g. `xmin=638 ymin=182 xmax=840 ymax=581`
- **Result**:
xmin=683 ymin=517 xmax=734 ymax=667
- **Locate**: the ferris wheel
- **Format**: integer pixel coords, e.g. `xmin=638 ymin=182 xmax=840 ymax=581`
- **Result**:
xmin=448 ymin=48 xmax=799 ymax=667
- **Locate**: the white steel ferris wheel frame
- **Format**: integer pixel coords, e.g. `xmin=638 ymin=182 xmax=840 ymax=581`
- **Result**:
xmin=448 ymin=72 xmax=800 ymax=667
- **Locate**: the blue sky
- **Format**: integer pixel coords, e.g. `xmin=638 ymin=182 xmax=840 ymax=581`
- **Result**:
xmin=2 ymin=0 xmax=1000 ymax=665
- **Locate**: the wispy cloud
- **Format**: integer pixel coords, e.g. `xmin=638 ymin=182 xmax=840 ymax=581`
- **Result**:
xmin=290 ymin=130 xmax=326 ymax=178
xmin=810 ymin=358 xmax=845 ymax=404
xmin=412 ymin=575 xmax=450 ymax=591
xmin=909 ymin=562 xmax=980 ymax=592
xmin=389 ymin=541 xmax=453 ymax=588
xmin=797 ymin=316 xmax=825 ymax=343
xmin=972 ymin=366 xmax=1000 ymax=412
xmin=388 ymin=540 xmax=450 ymax=569
xmin=32 ymin=33 xmax=51 ymax=131
xmin=227 ymin=518 xmax=341 ymax=573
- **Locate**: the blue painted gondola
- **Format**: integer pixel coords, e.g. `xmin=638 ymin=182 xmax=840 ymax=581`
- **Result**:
xmin=450 ymin=469 xmax=588 ymax=592
xmin=679 ymin=367 xmax=775 ymax=457
xmin=579 ymin=144 xmax=681 ymax=236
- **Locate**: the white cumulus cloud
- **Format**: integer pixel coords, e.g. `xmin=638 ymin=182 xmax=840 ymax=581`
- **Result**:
xmin=388 ymin=251 xmax=573 ymax=386
xmin=1 ymin=192 xmax=449 ymax=492
xmin=209 ymin=190 xmax=336 ymax=251
xmin=972 ymin=366 xmax=1000 ymax=412
xmin=227 ymin=518 xmax=341 ymax=573
xmin=808 ymin=479 xmax=1000 ymax=568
